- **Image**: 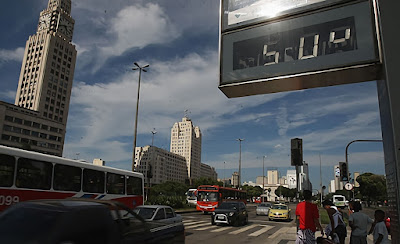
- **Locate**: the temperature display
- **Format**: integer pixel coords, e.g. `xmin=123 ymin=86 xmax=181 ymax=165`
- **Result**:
xmin=233 ymin=17 xmax=356 ymax=70
xmin=220 ymin=1 xmax=379 ymax=90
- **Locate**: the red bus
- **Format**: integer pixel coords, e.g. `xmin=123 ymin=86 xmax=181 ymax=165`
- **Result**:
xmin=0 ymin=145 xmax=144 ymax=211
xmin=196 ymin=185 xmax=246 ymax=213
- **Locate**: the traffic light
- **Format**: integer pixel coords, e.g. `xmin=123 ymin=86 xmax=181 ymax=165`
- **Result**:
xmin=291 ymin=138 xmax=303 ymax=166
xmin=339 ymin=162 xmax=349 ymax=182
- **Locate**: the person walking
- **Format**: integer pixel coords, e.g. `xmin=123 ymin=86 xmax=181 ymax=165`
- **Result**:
xmin=369 ymin=209 xmax=390 ymax=244
xmin=322 ymin=200 xmax=347 ymax=244
xmin=295 ymin=190 xmax=324 ymax=243
xmin=348 ymin=201 xmax=373 ymax=244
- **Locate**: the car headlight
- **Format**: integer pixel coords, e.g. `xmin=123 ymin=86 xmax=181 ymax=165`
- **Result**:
xmin=229 ymin=212 xmax=235 ymax=216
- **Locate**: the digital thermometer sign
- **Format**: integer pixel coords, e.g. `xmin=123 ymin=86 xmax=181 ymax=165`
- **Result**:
xmin=219 ymin=1 xmax=382 ymax=98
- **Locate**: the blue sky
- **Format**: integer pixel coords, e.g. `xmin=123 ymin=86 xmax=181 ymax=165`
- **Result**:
xmin=0 ymin=0 xmax=385 ymax=189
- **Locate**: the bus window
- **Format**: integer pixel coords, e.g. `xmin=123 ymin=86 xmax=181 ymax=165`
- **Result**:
xmin=106 ymin=173 xmax=125 ymax=194
xmin=16 ymin=158 xmax=52 ymax=190
xmin=83 ymin=169 xmax=105 ymax=193
xmin=0 ymin=154 xmax=15 ymax=187
xmin=127 ymin=176 xmax=143 ymax=195
xmin=53 ymin=164 xmax=81 ymax=192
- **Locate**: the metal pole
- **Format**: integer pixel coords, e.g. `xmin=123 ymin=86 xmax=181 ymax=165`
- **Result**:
xmin=151 ymin=128 xmax=157 ymax=146
xmin=223 ymin=161 xmax=226 ymax=187
xmin=320 ymin=153 xmax=323 ymax=203
xmin=237 ymin=138 xmax=244 ymax=188
xmin=345 ymin=139 xmax=383 ymax=182
xmin=132 ymin=68 xmax=141 ymax=171
xmin=263 ymin=156 xmax=266 ymax=195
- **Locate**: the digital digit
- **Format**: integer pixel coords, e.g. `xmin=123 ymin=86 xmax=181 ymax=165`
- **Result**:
xmin=5 ymin=196 xmax=12 ymax=205
xmin=0 ymin=196 xmax=4 ymax=205
xmin=329 ymin=28 xmax=351 ymax=44
xmin=298 ymin=34 xmax=319 ymax=60
xmin=263 ymin=44 xmax=279 ymax=66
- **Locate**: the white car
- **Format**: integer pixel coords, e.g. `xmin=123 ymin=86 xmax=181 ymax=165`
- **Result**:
xmin=133 ymin=205 xmax=182 ymax=224
xmin=256 ymin=202 xmax=272 ymax=216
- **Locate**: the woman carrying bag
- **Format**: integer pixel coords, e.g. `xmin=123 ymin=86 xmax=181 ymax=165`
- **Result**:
xmin=322 ymin=200 xmax=347 ymax=244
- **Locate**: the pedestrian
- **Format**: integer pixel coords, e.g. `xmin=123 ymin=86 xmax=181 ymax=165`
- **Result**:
xmin=348 ymin=201 xmax=373 ymax=244
xmin=295 ymin=190 xmax=324 ymax=243
xmin=369 ymin=209 xmax=389 ymax=244
xmin=322 ymin=200 xmax=347 ymax=244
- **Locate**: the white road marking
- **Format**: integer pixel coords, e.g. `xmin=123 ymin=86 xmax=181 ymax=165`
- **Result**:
xmin=183 ymin=220 xmax=207 ymax=226
xmin=268 ymin=226 xmax=289 ymax=239
xmin=185 ymin=222 xmax=211 ymax=229
xmin=211 ymin=226 xmax=234 ymax=232
xmin=248 ymin=225 xmax=274 ymax=236
xmin=229 ymin=224 xmax=258 ymax=235
xmin=195 ymin=225 xmax=218 ymax=231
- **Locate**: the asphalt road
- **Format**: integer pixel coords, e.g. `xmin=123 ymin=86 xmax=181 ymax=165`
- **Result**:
xmin=180 ymin=203 xmax=382 ymax=244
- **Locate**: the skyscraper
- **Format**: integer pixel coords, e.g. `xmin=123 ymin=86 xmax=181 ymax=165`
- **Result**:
xmin=15 ymin=0 xmax=76 ymax=124
xmin=0 ymin=0 xmax=77 ymax=156
xmin=170 ymin=116 xmax=202 ymax=182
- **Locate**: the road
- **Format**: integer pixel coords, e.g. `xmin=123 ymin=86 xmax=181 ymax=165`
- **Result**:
xmin=180 ymin=203 xmax=382 ymax=244
xmin=181 ymin=203 xmax=297 ymax=244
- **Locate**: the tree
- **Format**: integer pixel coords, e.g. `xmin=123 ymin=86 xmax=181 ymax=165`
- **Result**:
xmin=356 ymin=173 xmax=387 ymax=206
xmin=149 ymin=181 xmax=188 ymax=197
xmin=192 ymin=177 xmax=222 ymax=188
xmin=242 ymin=185 xmax=263 ymax=199
xmin=275 ymin=186 xmax=296 ymax=201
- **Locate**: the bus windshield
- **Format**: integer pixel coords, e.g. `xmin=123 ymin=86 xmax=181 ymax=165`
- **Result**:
xmin=197 ymin=191 xmax=218 ymax=202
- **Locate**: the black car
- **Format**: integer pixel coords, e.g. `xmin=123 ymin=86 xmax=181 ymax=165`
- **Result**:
xmin=0 ymin=199 xmax=185 ymax=244
xmin=211 ymin=201 xmax=248 ymax=226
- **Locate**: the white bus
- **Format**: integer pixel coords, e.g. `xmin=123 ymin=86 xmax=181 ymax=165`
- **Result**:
xmin=0 ymin=145 xmax=144 ymax=211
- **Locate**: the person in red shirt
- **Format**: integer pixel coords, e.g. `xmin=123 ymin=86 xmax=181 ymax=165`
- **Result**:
xmin=296 ymin=190 xmax=324 ymax=243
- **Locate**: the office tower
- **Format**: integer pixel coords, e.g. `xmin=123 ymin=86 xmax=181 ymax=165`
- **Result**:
xmin=1 ymin=0 xmax=77 ymax=156
xmin=170 ymin=116 xmax=202 ymax=182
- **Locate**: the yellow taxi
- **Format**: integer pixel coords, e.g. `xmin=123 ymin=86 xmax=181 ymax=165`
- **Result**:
xmin=268 ymin=203 xmax=291 ymax=221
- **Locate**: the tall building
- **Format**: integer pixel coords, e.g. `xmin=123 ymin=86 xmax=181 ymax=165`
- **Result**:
xmin=0 ymin=0 xmax=77 ymax=156
xmin=267 ymin=170 xmax=279 ymax=185
xmin=200 ymin=163 xmax=217 ymax=180
xmin=170 ymin=116 xmax=202 ymax=182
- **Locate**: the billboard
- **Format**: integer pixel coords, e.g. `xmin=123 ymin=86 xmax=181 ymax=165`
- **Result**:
xmin=219 ymin=0 xmax=382 ymax=98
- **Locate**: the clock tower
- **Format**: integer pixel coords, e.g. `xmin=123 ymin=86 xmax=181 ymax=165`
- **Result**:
xmin=12 ymin=0 xmax=77 ymax=154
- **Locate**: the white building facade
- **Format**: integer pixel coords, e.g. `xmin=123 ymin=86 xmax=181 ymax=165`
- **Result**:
xmin=170 ymin=116 xmax=202 ymax=182
xmin=135 ymin=146 xmax=188 ymax=185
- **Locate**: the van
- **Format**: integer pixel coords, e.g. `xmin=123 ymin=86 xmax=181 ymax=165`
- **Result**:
xmin=333 ymin=195 xmax=346 ymax=208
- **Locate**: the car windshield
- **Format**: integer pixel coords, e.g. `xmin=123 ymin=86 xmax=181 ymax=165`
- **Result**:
xmin=0 ymin=207 xmax=61 ymax=243
xmin=133 ymin=207 xmax=157 ymax=220
xmin=271 ymin=205 xmax=287 ymax=210
xmin=218 ymin=202 xmax=238 ymax=210
xmin=259 ymin=203 xmax=271 ymax=207
xmin=197 ymin=191 xmax=218 ymax=202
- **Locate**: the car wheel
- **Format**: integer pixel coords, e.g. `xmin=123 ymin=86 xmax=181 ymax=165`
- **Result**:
xmin=211 ymin=218 xmax=216 ymax=225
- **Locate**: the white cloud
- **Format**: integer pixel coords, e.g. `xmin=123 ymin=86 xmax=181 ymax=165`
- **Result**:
xmin=0 ymin=90 xmax=17 ymax=100
xmin=0 ymin=48 xmax=25 ymax=63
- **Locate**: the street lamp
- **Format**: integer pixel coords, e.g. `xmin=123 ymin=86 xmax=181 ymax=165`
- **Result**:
xmin=237 ymin=138 xmax=244 ymax=188
xmin=151 ymin=128 xmax=157 ymax=146
xmin=131 ymin=62 xmax=149 ymax=171
xmin=263 ymin=155 xmax=266 ymax=196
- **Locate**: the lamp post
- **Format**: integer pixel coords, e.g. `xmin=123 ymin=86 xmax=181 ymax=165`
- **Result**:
xmin=223 ymin=161 xmax=226 ymax=187
xmin=262 ymin=155 xmax=266 ymax=196
xmin=237 ymin=138 xmax=244 ymax=188
xmin=151 ymin=128 xmax=157 ymax=146
xmin=131 ymin=62 xmax=149 ymax=171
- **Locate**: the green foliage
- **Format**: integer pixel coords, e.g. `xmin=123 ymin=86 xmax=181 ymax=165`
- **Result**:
xmin=149 ymin=181 xmax=189 ymax=197
xmin=146 ymin=195 xmax=187 ymax=209
xmin=275 ymin=186 xmax=297 ymax=200
xmin=356 ymin=173 xmax=387 ymax=203
xmin=242 ymin=185 xmax=263 ymax=198
xmin=192 ymin=177 xmax=222 ymax=188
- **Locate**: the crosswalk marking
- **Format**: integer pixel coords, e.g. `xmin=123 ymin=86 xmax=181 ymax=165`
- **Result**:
xmin=195 ymin=225 xmax=217 ymax=231
xmin=185 ymin=222 xmax=211 ymax=229
xmin=183 ymin=220 xmax=207 ymax=226
xmin=211 ymin=226 xmax=234 ymax=232
xmin=229 ymin=224 xmax=258 ymax=235
xmin=268 ymin=227 xmax=289 ymax=239
xmin=248 ymin=225 xmax=274 ymax=236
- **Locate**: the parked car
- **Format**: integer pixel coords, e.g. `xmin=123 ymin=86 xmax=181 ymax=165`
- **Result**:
xmin=133 ymin=205 xmax=182 ymax=224
xmin=268 ymin=203 xmax=291 ymax=221
xmin=256 ymin=202 xmax=272 ymax=216
xmin=211 ymin=201 xmax=248 ymax=226
xmin=0 ymin=199 xmax=185 ymax=244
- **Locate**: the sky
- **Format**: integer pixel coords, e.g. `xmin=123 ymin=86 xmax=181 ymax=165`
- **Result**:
xmin=0 ymin=0 xmax=386 ymax=189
